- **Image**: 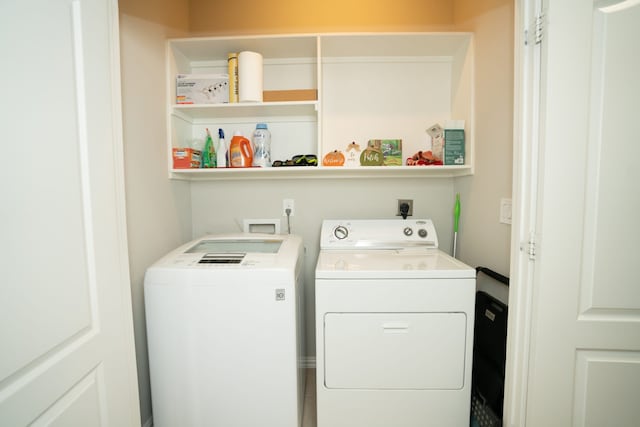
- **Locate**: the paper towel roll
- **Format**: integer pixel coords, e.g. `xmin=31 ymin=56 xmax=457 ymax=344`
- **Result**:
xmin=238 ymin=51 xmax=263 ymax=102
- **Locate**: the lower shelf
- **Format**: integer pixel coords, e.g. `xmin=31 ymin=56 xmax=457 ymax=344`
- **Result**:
xmin=169 ymin=165 xmax=473 ymax=180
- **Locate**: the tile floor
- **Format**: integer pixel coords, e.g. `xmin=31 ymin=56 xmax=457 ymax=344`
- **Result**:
xmin=302 ymin=368 xmax=317 ymax=427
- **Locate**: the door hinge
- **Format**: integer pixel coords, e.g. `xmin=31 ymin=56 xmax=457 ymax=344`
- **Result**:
xmin=526 ymin=232 xmax=537 ymax=261
xmin=521 ymin=232 xmax=537 ymax=260
xmin=525 ymin=12 xmax=545 ymax=46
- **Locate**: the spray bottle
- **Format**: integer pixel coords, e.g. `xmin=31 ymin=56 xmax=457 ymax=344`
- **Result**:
xmin=202 ymin=128 xmax=216 ymax=168
xmin=216 ymin=128 xmax=227 ymax=168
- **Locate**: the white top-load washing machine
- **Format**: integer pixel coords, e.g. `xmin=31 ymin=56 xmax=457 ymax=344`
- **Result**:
xmin=144 ymin=233 xmax=305 ymax=427
xmin=315 ymin=219 xmax=475 ymax=427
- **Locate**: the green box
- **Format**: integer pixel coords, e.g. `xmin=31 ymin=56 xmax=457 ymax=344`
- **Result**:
xmin=444 ymin=129 xmax=465 ymax=165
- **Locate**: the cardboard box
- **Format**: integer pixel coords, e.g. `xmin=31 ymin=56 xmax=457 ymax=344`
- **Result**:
xmin=369 ymin=139 xmax=403 ymax=166
xmin=172 ymin=148 xmax=202 ymax=169
xmin=176 ymin=74 xmax=229 ymax=104
xmin=262 ymin=89 xmax=318 ymax=102
xmin=426 ymin=123 xmax=444 ymax=161
xmin=444 ymin=121 xmax=465 ymax=165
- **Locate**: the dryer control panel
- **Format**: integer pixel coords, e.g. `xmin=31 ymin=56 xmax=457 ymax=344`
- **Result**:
xmin=320 ymin=219 xmax=438 ymax=249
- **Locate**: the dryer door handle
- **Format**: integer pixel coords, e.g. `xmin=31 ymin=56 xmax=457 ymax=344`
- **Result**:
xmin=382 ymin=322 xmax=410 ymax=333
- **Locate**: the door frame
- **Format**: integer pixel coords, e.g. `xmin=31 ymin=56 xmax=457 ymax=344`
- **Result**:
xmin=504 ymin=0 xmax=540 ymax=425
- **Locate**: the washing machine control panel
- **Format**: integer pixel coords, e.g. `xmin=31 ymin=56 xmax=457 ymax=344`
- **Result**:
xmin=322 ymin=219 xmax=438 ymax=249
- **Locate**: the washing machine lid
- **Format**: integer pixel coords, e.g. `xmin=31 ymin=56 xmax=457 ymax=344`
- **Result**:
xmin=149 ymin=233 xmax=301 ymax=269
xmin=316 ymin=248 xmax=475 ymax=279
xmin=183 ymin=238 xmax=282 ymax=265
xmin=186 ymin=239 xmax=282 ymax=255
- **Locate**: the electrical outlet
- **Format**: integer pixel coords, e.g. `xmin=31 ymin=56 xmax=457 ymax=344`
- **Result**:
xmin=396 ymin=199 xmax=413 ymax=217
xmin=283 ymin=199 xmax=295 ymax=217
xmin=500 ymin=198 xmax=512 ymax=224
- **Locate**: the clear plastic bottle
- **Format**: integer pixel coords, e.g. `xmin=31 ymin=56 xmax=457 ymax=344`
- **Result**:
xmin=251 ymin=123 xmax=271 ymax=167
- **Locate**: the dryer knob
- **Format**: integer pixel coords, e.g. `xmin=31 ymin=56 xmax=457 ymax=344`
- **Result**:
xmin=418 ymin=228 xmax=428 ymax=238
xmin=403 ymin=227 xmax=413 ymax=236
xmin=334 ymin=225 xmax=349 ymax=240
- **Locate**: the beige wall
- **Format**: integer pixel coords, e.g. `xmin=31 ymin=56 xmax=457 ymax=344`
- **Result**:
xmin=454 ymin=0 xmax=512 ymax=23
xmin=454 ymin=0 xmax=514 ymax=277
xmin=119 ymin=0 xmax=189 ymax=30
xmin=119 ymin=0 xmax=514 ymax=424
xmin=119 ymin=0 xmax=191 ymax=424
xmin=189 ymin=0 xmax=455 ymax=35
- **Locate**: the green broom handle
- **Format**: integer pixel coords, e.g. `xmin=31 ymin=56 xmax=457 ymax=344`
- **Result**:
xmin=454 ymin=193 xmax=460 ymax=233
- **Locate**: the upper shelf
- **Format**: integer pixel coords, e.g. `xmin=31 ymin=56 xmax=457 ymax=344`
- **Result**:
xmin=166 ymin=32 xmax=475 ymax=181
xmin=169 ymin=165 xmax=473 ymax=180
xmin=169 ymin=35 xmax=318 ymax=61
xmin=168 ymin=32 xmax=472 ymax=60
xmin=171 ymin=101 xmax=319 ymax=121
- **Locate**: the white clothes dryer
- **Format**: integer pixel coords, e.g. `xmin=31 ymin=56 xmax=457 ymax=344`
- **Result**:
xmin=315 ymin=219 xmax=475 ymax=427
xmin=145 ymin=233 xmax=305 ymax=427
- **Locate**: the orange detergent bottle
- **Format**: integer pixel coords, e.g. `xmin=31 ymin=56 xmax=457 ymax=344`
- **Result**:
xmin=229 ymin=131 xmax=253 ymax=167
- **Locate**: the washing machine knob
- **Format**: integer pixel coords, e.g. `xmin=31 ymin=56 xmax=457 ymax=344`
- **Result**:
xmin=403 ymin=227 xmax=413 ymax=236
xmin=334 ymin=225 xmax=349 ymax=240
xmin=418 ymin=228 xmax=428 ymax=238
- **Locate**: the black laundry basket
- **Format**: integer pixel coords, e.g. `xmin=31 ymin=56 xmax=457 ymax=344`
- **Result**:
xmin=471 ymin=267 xmax=509 ymax=427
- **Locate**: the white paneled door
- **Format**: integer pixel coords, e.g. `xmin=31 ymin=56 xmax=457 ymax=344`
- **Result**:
xmin=509 ymin=0 xmax=640 ymax=425
xmin=0 ymin=0 xmax=140 ymax=426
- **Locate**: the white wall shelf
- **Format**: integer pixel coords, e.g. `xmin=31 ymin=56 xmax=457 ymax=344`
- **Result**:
xmin=166 ymin=32 xmax=475 ymax=180
xmin=170 ymin=165 xmax=473 ymax=180
xmin=172 ymin=101 xmax=319 ymax=120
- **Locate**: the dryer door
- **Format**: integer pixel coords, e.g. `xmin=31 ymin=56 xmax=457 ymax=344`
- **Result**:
xmin=323 ymin=312 xmax=467 ymax=390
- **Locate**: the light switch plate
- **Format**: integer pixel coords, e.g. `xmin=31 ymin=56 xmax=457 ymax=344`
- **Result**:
xmin=500 ymin=198 xmax=512 ymax=225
